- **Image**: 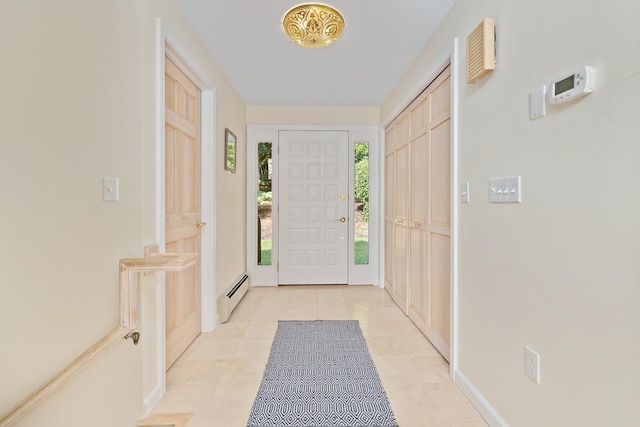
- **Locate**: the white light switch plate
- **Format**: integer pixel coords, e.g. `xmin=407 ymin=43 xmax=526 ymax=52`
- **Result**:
xmin=461 ymin=182 xmax=470 ymax=203
xmin=529 ymin=85 xmax=546 ymax=120
xmin=489 ymin=176 xmax=521 ymax=203
xmin=103 ymin=177 xmax=119 ymax=202
xmin=524 ymin=346 xmax=541 ymax=384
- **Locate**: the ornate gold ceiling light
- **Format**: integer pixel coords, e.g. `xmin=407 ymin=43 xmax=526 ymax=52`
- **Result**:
xmin=282 ymin=3 xmax=345 ymax=48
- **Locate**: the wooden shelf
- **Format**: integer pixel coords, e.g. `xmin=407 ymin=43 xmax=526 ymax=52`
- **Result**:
xmin=120 ymin=252 xmax=197 ymax=272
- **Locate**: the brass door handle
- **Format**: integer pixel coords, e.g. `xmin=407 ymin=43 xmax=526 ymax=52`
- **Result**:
xmin=339 ymin=217 xmax=346 ymax=223
xmin=196 ymin=220 xmax=207 ymax=229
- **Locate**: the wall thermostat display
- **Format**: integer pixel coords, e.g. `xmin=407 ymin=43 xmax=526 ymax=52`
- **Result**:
xmin=548 ymin=65 xmax=594 ymax=105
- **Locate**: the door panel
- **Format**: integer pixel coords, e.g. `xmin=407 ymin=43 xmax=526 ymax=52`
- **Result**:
xmin=425 ymin=67 xmax=451 ymax=360
xmin=428 ymin=233 xmax=450 ymax=346
xmin=384 ymin=220 xmax=394 ymax=289
xmin=408 ymin=116 xmax=429 ymax=331
xmin=430 ymin=74 xmax=452 ymax=124
xmin=164 ymin=56 xmax=201 ymax=369
xmin=430 ymin=121 xmax=451 ymax=228
xmin=385 ymin=127 xmax=396 ymax=155
xmin=278 ymin=131 xmax=349 ymax=284
xmin=410 ymin=134 xmax=428 ymax=222
xmin=393 ymin=222 xmax=408 ymax=310
xmin=384 ymin=135 xmax=396 ymax=293
xmin=389 ymin=136 xmax=409 ymax=309
xmin=384 ymin=151 xmax=395 ymax=218
xmin=394 ymin=130 xmax=409 ymax=222
xmin=408 ymin=226 xmax=426 ymax=333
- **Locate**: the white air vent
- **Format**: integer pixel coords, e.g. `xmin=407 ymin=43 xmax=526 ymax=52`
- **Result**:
xmin=466 ymin=18 xmax=496 ymax=83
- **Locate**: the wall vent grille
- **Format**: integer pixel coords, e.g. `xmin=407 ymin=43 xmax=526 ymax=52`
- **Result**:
xmin=466 ymin=18 xmax=496 ymax=83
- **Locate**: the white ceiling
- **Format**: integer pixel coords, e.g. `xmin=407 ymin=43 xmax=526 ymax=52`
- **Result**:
xmin=176 ymin=0 xmax=456 ymax=107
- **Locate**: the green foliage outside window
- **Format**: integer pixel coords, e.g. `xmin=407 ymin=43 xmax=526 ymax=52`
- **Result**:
xmin=354 ymin=144 xmax=369 ymax=222
xmin=258 ymin=143 xmax=272 ymax=191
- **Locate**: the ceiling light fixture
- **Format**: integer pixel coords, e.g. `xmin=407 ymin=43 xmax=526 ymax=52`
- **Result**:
xmin=282 ymin=3 xmax=345 ymax=48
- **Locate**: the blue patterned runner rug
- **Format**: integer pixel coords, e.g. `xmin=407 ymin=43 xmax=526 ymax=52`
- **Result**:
xmin=247 ymin=320 xmax=398 ymax=427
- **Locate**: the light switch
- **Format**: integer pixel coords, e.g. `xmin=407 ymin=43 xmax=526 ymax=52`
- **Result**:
xmin=489 ymin=176 xmax=521 ymax=203
xmin=529 ymin=85 xmax=546 ymax=121
xmin=461 ymin=182 xmax=470 ymax=203
xmin=103 ymin=177 xmax=119 ymax=202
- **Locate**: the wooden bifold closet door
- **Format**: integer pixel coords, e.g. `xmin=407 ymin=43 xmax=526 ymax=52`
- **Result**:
xmin=384 ymin=66 xmax=451 ymax=360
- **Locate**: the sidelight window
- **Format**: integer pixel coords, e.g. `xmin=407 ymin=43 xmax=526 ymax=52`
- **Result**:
xmin=257 ymin=142 xmax=272 ymax=265
xmin=354 ymin=143 xmax=369 ymax=265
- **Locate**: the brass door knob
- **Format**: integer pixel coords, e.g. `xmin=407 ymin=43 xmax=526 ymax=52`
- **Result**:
xmin=196 ymin=220 xmax=207 ymax=228
xmin=339 ymin=217 xmax=346 ymax=223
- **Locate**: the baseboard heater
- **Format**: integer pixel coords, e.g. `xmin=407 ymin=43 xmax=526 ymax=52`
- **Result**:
xmin=217 ymin=273 xmax=250 ymax=323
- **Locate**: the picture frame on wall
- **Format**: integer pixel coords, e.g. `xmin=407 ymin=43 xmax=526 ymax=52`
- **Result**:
xmin=224 ymin=128 xmax=237 ymax=173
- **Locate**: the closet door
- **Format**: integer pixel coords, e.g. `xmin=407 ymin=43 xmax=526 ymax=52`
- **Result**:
xmin=384 ymin=127 xmax=396 ymax=292
xmin=426 ymin=67 xmax=451 ymax=360
xmin=408 ymin=91 xmax=429 ymax=333
xmin=391 ymin=115 xmax=410 ymax=311
xmin=383 ymin=65 xmax=451 ymax=361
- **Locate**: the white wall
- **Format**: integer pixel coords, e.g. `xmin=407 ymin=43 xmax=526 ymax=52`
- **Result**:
xmin=0 ymin=1 xmax=144 ymax=425
xmin=247 ymin=106 xmax=379 ymax=126
xmin=0 ymin=0 xmax=247 ymax=425
xmin=382 ymin=1 xmax=640 ymax=426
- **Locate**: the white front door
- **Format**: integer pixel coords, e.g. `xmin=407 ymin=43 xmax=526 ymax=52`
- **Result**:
xmin=278 ymin=130 xmax=349 ymax=284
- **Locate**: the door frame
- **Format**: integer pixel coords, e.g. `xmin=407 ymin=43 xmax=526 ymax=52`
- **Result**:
xmin=247 ymin=125 xmax=379 ymax=287
xmin=143 ymin=18 xmax=217 ymax=415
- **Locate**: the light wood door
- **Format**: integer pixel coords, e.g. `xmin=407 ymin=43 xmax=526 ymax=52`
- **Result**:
xmin=278 ymin=130 xmax=350 ymax=284
xmin=426 ymin=67 xmax=451 ymax=360
xmin=384 ymin=127 xmax=395 ymax=293
xmin=393 ymin=136 xmax=409 ymax=310
xmin=384 ymin=65 xmax=451 ymax=360
xmin=408 ymin=120 xmax=429 ymax=332
xmin=164 ymin=56 xmax=202 ymax=369
xmin=385 ymin=116 xmax=410 ymax=310
xmin=407 ymin=88 xmax=429 ymax=332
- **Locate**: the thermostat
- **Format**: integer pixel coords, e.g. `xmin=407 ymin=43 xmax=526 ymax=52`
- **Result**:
xmin=548 ymin=65 xmax=594 ymax=105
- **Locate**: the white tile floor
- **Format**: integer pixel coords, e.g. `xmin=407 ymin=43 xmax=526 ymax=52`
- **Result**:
xmin=151 ymin=285 xmax=487 ymax=427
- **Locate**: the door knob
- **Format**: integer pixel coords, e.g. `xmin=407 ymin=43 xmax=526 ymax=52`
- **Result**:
xmin=196 ymin=220 xmax=206 ymax=228
xmin=339 ymin=217 xmax=346 ymax=223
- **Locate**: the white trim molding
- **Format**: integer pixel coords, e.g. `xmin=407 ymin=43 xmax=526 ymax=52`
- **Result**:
xmin=455 ymin=370 xmax=510 ymax=427
xmin=450 ymin=38 xmax=460 ymax=379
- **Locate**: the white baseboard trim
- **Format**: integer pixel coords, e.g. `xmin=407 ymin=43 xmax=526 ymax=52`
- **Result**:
xmin=143 ymin=382 xmax=165 ymax=418
xmin=455 ymin=370 xmax=510 ymax=427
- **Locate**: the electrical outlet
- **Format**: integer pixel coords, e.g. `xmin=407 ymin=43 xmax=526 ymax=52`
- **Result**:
xmin=524 ymin=346 xmax=540 ymax=384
